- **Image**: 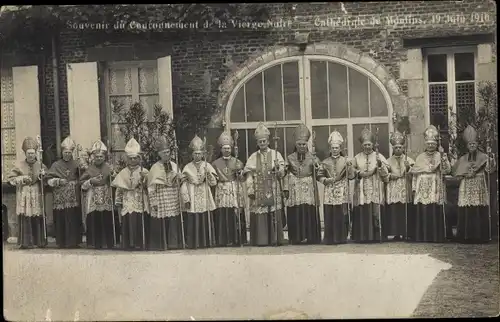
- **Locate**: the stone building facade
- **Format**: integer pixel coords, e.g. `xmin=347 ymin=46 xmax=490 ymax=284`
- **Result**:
xmin=1 ymin=2 xmax=497 ymax=237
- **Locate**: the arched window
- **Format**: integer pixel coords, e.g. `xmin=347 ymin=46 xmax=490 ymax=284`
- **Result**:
xmin=226 ymin=56 xmax=392 ymax=163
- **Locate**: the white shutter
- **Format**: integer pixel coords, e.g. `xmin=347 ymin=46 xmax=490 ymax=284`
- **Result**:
xmin=157 ymin=56 xmax=174 ymax=119
xmin=12 ymin=65 xmax=40 ymax=162
xmin=67 ymin=62 xmax=101 ymax=151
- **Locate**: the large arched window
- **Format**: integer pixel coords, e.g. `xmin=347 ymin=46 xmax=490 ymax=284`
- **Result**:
xmin=226 ymin=55 xmax=392 ymax=163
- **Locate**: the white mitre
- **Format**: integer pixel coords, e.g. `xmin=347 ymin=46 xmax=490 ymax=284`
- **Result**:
xmin=125 ymin=138 xmax=141 ymax=157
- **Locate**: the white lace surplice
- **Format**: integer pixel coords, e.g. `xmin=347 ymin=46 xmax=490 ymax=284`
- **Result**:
xmin=181 ymin=161 xmax=217 ymax=213
xmin=458 ymin=173 xmax=489 ymax=207
xmin=352 ymin=152 xmax=389 ymax=206
xmin=113 ymin=166 xmax=150 ymax=216
xmin=386 ymin=155 xmax=415 ymax=205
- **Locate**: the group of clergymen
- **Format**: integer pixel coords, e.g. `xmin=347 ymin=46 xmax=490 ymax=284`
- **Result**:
xmin=5 ymin=121 xmax=496 ymax=250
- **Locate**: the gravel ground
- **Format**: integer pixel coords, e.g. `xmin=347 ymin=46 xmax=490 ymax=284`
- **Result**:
xmin=3 ymin=238 xmax=499 ymax=319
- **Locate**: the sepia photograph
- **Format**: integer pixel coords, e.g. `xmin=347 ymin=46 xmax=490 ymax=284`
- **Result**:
xmin=1 ymin=2 xmax=498 ymax=320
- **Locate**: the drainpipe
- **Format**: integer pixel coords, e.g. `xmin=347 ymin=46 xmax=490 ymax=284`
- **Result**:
xmin=51 ymin=34 xmax=61 ymax=157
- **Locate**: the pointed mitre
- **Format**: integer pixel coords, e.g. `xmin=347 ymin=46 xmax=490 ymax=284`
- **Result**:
xmin=125 ymin=138 xmax=141 ymax=157
xmin=90 ymin=140 xmax=108 ymax=154
xmin=424 ymin=125 xmax=439 ymax=143
xmin=359 ymin=128 xmax=375 ymax=144
xmin=462 ymin=125 xmax=477 ymax=144
xmin=254 ymin=122 xmax=270 ymax=140
xmin=22 ymin=136 xmax=38 ymax=152
xmin=328 ymin=130 xmax=344 ymax=147
xmin=61 ymin=136 xmax=76 ymax=152
xmin=293 ymin=124 xmax=311 ymax=143
xmin=390 ymin=131 xmax=406 ymax=146
xmin=217 ymin=131 xmax=233 ymax=147
xmin=189 ymin=135 xmax=205 ymax=152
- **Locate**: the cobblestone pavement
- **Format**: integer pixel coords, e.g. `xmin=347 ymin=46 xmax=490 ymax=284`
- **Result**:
xmin=3 ymin=239 xmax=498 ymax=320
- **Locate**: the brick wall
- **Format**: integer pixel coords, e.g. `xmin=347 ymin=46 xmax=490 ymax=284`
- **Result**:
xmin=3 ymin=1 xmax=497 ymax=152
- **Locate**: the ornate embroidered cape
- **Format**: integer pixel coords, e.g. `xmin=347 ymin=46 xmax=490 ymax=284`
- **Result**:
xmin=6 ymin=160 xmax=48 ymax=216
xmin=244 ymin=148 xmax=285 ymax=214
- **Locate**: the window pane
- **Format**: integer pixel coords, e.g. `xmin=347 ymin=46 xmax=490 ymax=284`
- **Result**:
xmin=310 ymin=60 xmax=329 ymax=119
xmin=108 ymin=68 xmax=133 ymax=95
xmin=284 ymin=126 xmax=296 ymax=158
xmin=328 ymin=62 xmax=348 ymax=119
xmin=283 ymin=62 xmax=301 ymax=121
xmin=245 ymin=74 xmax=264 ymax=122
xmin=456 ymin=82 xmax=476 ymax=124
xmin=370 ymin=80 xmax=388 ymax=117
xmin=139 ymin=94 xmax=159 ymax=120
xmin=110 ymin=96 xmax=133 ymax=123
xmin=138 ymin=67 xmax=159 ymax=93
xmin=264 ymin=65 xmax=284 ymax=122
xmin=454 ymin=53 xmax=475 ymax=81
xmin=427 ymin=54 xmax=447 ymax=82
xmin=428 ymin=84 xmax=449 ymax=130
xmin=352 ymin=124 xmax=389 ymax=158
xmin=230 ymin=88 xmax=246 ymax=122
xmin=349 ymin=68 xmax=369 ymax=117
xmin=110 ymin=123 xmax=127 ymax=151
xmin=247 ymin=128 xmax=257 ymax=158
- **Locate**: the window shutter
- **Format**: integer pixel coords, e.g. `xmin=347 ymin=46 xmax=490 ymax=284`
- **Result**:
xmin=67 ymin=62 xmax=101 ymax=151
xmin=12 ymin=65 xmax=40 ymax=162
xmin=157 ymin=56 xmax=174 ymax=119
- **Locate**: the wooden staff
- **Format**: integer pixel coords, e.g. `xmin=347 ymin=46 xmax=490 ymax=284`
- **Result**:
xmin=76 ymin=144 xmax=86 ymax=237
xmin=173 ymin=142 xmax=186 ymax=249
xmin=203 ymin=137 xmax=214 ymax=247
xmin=105 ymin=139 xmax=117 ymax=247
xmin=233 ymin=130 xmax=243 ymax=247
xmin=403 ymin=131 xmax=409 ymax=241
xmin=374 ymin=127 xmax=382 ymax=243
xmin=311 ymin=131 xmax=321 ymax=234
xmin=139 ymin=141 xmax=146 ymax=250
xmin=344 ymin=146 xmax=351 ymax=239
xmin=436 ymin=126 xmax=447 ymax=237
xmin=35 ymin=135 xmax=48 ymax=245
xmin=272 ymin=123 xmax=282 ymax=246
xmin=486 ymin=123 xmax=493 ymax=241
